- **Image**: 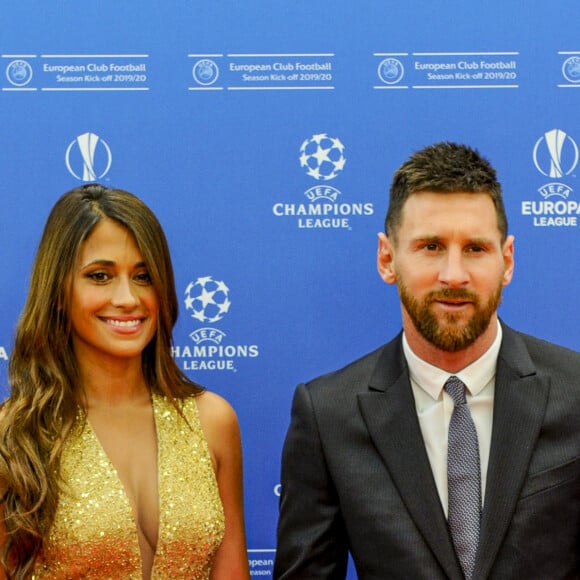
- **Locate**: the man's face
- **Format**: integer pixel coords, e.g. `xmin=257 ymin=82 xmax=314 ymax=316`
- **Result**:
xmin=378 ymin=191 xmax=514 ymax=352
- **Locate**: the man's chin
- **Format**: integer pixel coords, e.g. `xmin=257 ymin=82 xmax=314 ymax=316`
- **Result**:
xmin=424 ymin=316 xmax=494 ymax=352
xmin=428 ymin=334 xmax=476 ymax=353
xmin=430 ymin=305 xmax=470 ymax=324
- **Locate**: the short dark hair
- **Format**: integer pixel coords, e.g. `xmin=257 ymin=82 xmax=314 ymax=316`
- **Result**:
xmin=385 ymin=142 xmax=508 ymax=241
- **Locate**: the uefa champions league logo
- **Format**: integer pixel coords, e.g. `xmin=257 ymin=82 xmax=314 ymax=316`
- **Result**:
xmin=533 ymin=129 xmax=579 ymax=179
xmin=271 ymin=132 xmax=373 ymax=230
xmin=184 ymin=276 xmax=231 ymax=324
xmin=65 ymin=132 xmax=113 ymax=181
xmin=562 ymin=56 xmax=580 ymax=84
xmin=176 ymin=276 xmax=258 ymax=371
xmin=6 ymin=59 xmax=33 ymax=87
xmin=192 ymin=59 xmax=219 ymax=86
xmin=299 ymin=133 xmax=346 ymax=181
xmin=377 ymin=57 xmax=404 ymax=85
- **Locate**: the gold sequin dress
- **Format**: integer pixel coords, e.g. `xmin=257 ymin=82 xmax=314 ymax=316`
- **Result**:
xmin=32 ymin=394 xmax=225 ymax=579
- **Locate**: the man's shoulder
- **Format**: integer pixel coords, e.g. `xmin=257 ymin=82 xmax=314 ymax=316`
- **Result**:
xmin=502 ymin=324 xmax=580 ymax=373
xmin=519 ymin=332 xmax=579 ymax=356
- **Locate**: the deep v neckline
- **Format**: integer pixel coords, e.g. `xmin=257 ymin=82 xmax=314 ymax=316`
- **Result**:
xmin=83 ymin=395 xmax=161 ymax=574
xmin=35 ymin=395 xmax=225 ymax=579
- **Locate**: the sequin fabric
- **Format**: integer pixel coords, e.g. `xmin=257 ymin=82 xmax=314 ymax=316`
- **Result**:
xmin=32 ymin=394 xmax=225 ymax=579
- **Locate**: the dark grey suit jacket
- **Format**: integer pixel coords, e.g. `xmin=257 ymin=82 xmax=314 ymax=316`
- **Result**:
xmin=274 ymin=324 xmax=580 ymax=579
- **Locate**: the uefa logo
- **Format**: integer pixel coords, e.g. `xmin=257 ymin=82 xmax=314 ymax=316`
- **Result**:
xmin=523 ymin=129 xmax=578 ymax=227
xmin=192 ymin=59 xmax=219 ymax=86
xmin=184 ymin=276 xmax=231 ymax=324
xmin=562 ymin=56 xmax=580 ymax=84
xmin=533 ymin=129 xmax=578 ymax=179
xmin=272 ymin=132 xmax=373 ymax=230
xmin=299 ymin=133 xmax=346 ymax=181
xmin=65 ymin=132 xmax=112 ymax=181
xmin=6 ymin=59 xmax=33 ymax=87
xmin=176 ymin=276 xmax=258 ymax=371
xmin=377 ymin=57 xmax=404 ymax=85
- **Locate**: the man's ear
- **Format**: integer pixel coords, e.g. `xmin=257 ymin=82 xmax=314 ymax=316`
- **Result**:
xmin=377 ymin=232 xmax=397 ymax=285
xmin=502 ymin=234 xmax=515 ymax=286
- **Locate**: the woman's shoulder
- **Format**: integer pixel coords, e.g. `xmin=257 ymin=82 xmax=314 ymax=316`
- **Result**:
xmin=191 ymin=391 xmax=241 ymax=465
xmin=194 ymin=390 xmax=239 ymax=430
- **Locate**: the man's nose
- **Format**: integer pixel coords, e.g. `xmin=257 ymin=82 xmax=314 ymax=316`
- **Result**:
xmin=438 ymin=248 xmax=469 ymax=287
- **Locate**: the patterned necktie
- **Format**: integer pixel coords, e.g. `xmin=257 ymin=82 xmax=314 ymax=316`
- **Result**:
xmin=445 ymin=376 xmax=481 ymax=580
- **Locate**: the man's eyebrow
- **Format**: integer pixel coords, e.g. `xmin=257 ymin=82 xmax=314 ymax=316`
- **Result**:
xmin=411 ymin=235 xmax=442 ymax=243
xmin=410 ymin=235 xmax=495 ymax=245
xmin=464 ymin=237 xmax=494 ymax=246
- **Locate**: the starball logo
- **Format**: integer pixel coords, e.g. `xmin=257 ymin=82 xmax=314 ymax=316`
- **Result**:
xmin=171 ymin=276 xmax=259 ymax=372
xmin=65 ymin=132 xmax=112 ymax=181
xmin=521 ymin=129 xmax=579 ymax=227
xmin=272 ymin=133 xmax=374 ymax=230
xmin=299 ymin=133 xmax=346 ymax=181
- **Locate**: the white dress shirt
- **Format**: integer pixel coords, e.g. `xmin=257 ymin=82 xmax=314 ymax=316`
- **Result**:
xmin=402 ymin=321 xmax=501 ymax=516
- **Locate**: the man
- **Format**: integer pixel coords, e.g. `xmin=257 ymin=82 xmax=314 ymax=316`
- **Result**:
xmin=274 ymin=142 xmax=580 ymax=579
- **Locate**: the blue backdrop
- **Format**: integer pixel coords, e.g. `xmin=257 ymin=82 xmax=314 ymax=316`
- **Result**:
xmin=1 ymin=2 xmax=579 ymax=576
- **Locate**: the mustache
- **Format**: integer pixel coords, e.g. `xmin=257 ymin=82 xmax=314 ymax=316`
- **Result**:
xmin=426 ymin=288 xmax=479 ymax=302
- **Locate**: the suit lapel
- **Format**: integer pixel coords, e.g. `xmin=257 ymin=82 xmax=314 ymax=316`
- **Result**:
xmin=476 ymin=325 xmax=550 ymax=578
xmin=358 ymin=337 xmax=464 ymax=580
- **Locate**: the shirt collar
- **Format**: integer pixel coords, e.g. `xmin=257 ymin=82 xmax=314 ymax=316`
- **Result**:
xmin=402 ymin=320 xmax=502 ymax=400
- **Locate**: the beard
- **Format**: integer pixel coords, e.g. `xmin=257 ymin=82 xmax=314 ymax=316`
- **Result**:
xmin=398 ymin=282 xmax=503 ymax=352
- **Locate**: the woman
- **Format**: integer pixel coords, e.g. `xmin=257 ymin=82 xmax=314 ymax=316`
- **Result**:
xmin=0 ymin=184 xmax=250 ymax=579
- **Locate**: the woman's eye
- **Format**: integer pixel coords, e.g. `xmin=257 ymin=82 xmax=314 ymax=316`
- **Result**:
xmin=86 ymin=271 xmax=109 ymax=282
xmin=135 ymin=271 xmax=152 ymax=284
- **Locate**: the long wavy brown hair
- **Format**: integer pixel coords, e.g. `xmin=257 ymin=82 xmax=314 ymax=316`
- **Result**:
xmin=0 ymin=184 xmax=203 ymax=578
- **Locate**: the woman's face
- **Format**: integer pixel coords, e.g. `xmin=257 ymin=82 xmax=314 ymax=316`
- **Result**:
xmin=68 ymin=218 xmax=159 ymax=368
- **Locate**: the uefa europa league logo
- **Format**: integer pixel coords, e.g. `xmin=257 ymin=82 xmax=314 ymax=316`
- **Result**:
xmin=65 ymin=132 xmax=112 ymax=181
